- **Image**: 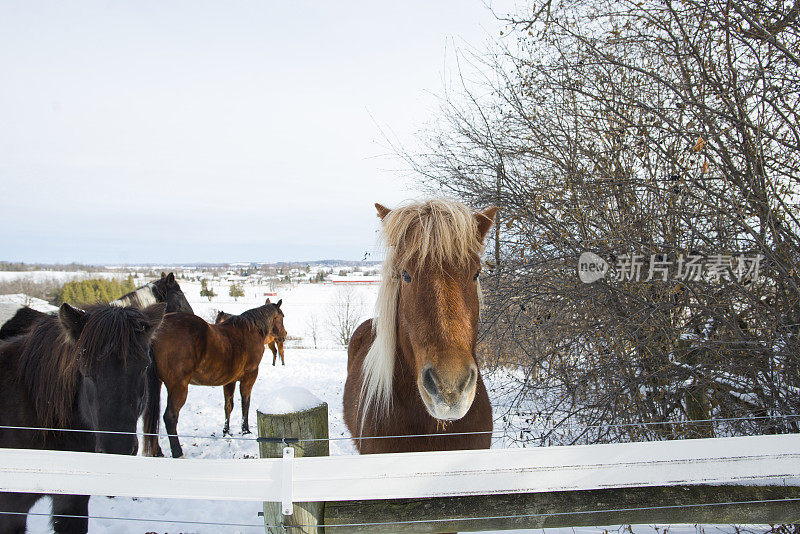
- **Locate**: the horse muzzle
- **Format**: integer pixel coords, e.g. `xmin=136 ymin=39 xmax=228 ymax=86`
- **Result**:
xmin=418 ymin=363 xmax=478 ymax=421
xmin=97 ymin=435 xmax=139 ymax=456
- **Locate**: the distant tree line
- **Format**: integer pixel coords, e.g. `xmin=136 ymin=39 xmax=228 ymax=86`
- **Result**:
xmin=0 ymin=262 xmax=105 ymax=272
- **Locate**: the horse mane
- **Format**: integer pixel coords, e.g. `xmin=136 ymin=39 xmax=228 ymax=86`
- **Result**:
xmin=18 ymin=305 xmax=149 ymax=428
xmin=360 ymin=198 xmax=487 ymax=426
xmin=112 ymin=280 xmax=158 ymax=308
xmin=227 ymin=304 xmax=282 ymax=339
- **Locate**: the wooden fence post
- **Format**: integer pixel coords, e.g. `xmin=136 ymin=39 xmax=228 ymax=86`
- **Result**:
xmin=257 ymin=392 xmax=329 ymax=534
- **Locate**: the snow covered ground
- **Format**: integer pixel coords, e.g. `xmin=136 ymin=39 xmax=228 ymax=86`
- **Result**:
xmin=11 ymin=277 xmax=771 ymax=533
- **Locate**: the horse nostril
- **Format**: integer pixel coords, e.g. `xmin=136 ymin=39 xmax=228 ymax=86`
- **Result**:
xmin=421 ymin=367 xmax=439 ymax=397
xmin=460 ymin=367 xmax=477 ymax=393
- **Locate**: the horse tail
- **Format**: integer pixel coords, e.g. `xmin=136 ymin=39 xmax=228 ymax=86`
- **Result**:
xmin=142 ymin=347 xmax=162 ymax=457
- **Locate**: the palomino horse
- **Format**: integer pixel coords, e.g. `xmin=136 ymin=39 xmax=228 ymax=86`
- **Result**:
xmin=343 ymin=199 xmax=497 ymax=454
xmin=0 ymin=303 xmax=165 ymax=533
xmin=144 ymin=300 xmax=285 ymax=458
xmin=0 ymin=272 xmax=192 ymax=341
xmin=215 ymin=300 xmax=286 ymax=365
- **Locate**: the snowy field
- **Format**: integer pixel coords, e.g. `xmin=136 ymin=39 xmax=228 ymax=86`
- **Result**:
xmin=5 ymin=275 xmax=772 ymax=533
xmin=0 ymin=271 xmax=124 ymax=283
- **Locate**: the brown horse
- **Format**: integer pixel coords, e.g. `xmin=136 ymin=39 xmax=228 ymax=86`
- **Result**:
xmin=143 ymin=300 xmax=285 ymax=458
xmin=343 ymin=199 xmax=497 ymax=454
xmin=215 ymin=299 xmax=286 ymax=365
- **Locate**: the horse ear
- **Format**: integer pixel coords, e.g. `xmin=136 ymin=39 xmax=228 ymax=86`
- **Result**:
xmin=59 ymin=304 xmax=87 ymax=342
xmin=165 ymin=272 xmax=175 ymax=283
xmin=161 ymin=272 xmax=167 ymax=279
xmin=276 ymin=299 xmax=282 ymax=308
xmin=475 ymin=207 xmax=498 ymax=243
xmin=265 ymin=298 xmax=271 ymax=304
xmin=375 ymin=203 xmax=391 ymax=220
xmin=141 ymin=303 xmax=167 ymax=338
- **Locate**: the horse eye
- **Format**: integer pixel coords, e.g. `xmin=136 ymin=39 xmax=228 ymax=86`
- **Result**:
xmin=401 ymin=270 xmax=412 ymax=283
xmin=473 ymin=270 xmax=481 ymax=281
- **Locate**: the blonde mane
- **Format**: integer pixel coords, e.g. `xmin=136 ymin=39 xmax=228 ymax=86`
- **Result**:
xmin=360 ymin=198 xmax=487 ymax=427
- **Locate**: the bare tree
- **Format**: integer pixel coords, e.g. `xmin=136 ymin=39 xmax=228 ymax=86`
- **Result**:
xmin=327 ymin=286 xmax=364 ymax=346
xmin=0 ymin=276 xmax=62 ymax=304
xmin=306 ymin=313 xmax=321 ymax=349
xmin=406 ymin=0 xmax=800 ymax=445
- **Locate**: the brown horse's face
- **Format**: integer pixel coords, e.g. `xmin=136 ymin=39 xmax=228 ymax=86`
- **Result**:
xmin=270 ymin=312 xmax=287 ymax=342
xmin=397 ymin=256 xmax=483 ymax=421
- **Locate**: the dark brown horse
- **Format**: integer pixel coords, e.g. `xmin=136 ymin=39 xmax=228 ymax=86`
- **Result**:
xmin=215 ymin=299 xmax=287 ymax=365
xmin=144 ymin=300 xmax=285 ymax=458
xmin=0 ymin=303 xmax=165 ymax=533
xmin=343 ymin=199 xmax=497 ymax=454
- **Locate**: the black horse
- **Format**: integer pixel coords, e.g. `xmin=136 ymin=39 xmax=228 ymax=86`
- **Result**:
xmin=0 ymin=272 xmax=192 ymax=341
xmin=0 ymin=302 xmax=165 ymax=534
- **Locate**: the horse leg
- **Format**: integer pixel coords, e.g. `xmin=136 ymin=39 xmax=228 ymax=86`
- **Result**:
xmin=51 ymin=494 xmax=89 ymax=534
xmin=0 ymin=492 xmax=40 ymax=534
xmin=239 ymin=370 xmax=259 ymax=434
xmin=222 ymin=382 xmax=236 ymax=436
xmin=163 ymin=385 xmax=188 ymax=458
xmin=278 ymin=339 xmax=285 ymax=365
xmin=142 ymin=359 xmax=164 ymax=457
xmin=269 ymin=341 xmax=277 ymax=366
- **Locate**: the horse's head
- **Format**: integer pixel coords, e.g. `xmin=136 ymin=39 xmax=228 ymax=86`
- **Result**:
xmin=376 ymin=200 xmax=496 ymax=421
xmin=154 ymin=272 xmax=194 ymax=314
xmin=214 ymin=310 xmax=232 ymax=324
xmin=60 ymin=302 xmax=166 ymax=455
xmin=266 ymin=298 xmax=287 ymax=342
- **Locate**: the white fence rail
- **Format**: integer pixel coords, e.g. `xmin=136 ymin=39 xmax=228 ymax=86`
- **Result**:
xmin=1 ymin=434 xmax=800 ymax=505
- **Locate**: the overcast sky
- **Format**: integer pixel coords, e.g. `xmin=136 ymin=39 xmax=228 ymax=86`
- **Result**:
xmin=0 ymin=2 xmax=516 ymax=264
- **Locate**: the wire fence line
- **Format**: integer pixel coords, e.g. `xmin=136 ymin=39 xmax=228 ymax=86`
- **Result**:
xmin=1 ymin=414 xmax=799 ymax=444
xmin=3 ymin=496 xmax=800 ymax=530
xmin=0 ymin=510 xmax=265 ymax=529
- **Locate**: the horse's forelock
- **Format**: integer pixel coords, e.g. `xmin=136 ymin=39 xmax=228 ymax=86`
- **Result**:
xmin=76 ymin=306 xmax=149 ymax=369
xmin=381 ymin=198 xmax=484 ymax=274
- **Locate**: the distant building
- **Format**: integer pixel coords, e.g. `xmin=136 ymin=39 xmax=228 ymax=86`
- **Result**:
xmin=327 ymin=275 xmax=380 ymax=285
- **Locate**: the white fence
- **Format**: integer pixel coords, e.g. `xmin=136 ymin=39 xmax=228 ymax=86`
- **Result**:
xmin=2 ymin=434 xmax=799 ymax=508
